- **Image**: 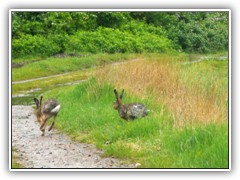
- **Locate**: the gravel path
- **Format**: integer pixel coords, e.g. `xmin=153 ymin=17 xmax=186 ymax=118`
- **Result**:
xmin=12 ymin=105 xmax=134 ymax=169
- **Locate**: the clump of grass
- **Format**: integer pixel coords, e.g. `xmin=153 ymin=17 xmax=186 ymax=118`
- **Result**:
xmin=140 ymin=123 xmax=228 ymax=168
xmin=179 ymin=60 xmax=228 ymax=125
xmin=12 ymin=148 xmax=24 ymax=168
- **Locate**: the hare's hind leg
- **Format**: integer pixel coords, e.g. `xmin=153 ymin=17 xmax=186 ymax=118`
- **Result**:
xmin=40 ymin=120 xmax=47 ymax=131
xmin=48 ymin=116 xmax=56 ymax=131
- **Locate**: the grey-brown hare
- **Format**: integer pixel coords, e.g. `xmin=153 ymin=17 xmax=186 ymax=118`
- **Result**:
xmin=113 ymin=89 xmax=149 ymax=121
xmin=33 ymin=96 xmax=61 ymax=136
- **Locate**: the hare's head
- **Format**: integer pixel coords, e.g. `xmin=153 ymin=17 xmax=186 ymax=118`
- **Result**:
xmin=113 ymin=89 xmax=124 ymax=110
xmin=33 ymin=96 xmax=42 ymax=109
xmin=33 ymin=96 xmax=45 ymax=124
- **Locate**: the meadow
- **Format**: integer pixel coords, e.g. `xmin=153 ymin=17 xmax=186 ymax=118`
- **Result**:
xmin=12 ymin=53 xmax=229 ymax=168
xmin=12 ymin=53 xmax=140 ymax=81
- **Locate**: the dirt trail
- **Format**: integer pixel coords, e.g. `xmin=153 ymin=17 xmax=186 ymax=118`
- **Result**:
xmin=12 ymin=105 xmax=134 ymax=168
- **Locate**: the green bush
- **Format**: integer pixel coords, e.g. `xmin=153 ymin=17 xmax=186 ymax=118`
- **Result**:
xmin=120 ymin=20 xmax=165 ymax=36
xmin=12 ymin=34 xmax=61 ymax=58
xmin=65 ymin=25 xmax=174 ymax=54
xmin=47 ymin=33 xmax=69 ymax=53
xmin=164 ymin=12 xmax=229 ymax=53
xmin=167 ymin=20 xmax=228 ymax=53
xmin=130 ymin=12 xmax=229 ymax=53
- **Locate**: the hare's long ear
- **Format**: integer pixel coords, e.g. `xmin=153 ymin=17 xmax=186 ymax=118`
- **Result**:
xmin=120 ymin=89 xmax=124 ymax=99
xmin=40 ymin=96 xmax=43 ymax=107
xmin=33 ymin=98 xmax=39 ymax=108
xmin=114 ymin=89 xmax=119 ymax=100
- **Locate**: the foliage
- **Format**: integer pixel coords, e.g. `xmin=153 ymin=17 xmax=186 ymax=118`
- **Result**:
xmin=66 ymin=24 xmax=174 ymax=54
xmin=131 ymin=12 xmax=229 ymax=53
xmin=12 ymin=34 xmax=61 ymax=58
xmin=95 ymin=12 xmax=131 ymax=28
xmin=12 ymin=12 xmax=97 ymax=37
xmin=12 ymin=11 xmax=229 ymax=58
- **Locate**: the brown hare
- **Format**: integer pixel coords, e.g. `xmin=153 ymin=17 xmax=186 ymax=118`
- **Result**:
xmin=33 ymin=96 xmax=61 ymax=136
xmin=113 ymin=89 xmax=149 ymax=121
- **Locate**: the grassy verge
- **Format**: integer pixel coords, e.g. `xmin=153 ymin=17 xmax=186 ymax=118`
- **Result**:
xmin=12 ymin=69 xmax=93 ymax=95
xmin=12 ymin=53 xmax=140 ymax=81
xmin=12 ymin=55 xmax=47 ymax=65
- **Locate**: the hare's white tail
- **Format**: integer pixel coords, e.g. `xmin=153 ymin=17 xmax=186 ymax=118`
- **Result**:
xmin=51 ymin=104 xmax=61 ymax=113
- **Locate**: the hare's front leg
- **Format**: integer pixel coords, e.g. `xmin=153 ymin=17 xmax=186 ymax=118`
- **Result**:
xmin=40 ymin=118 xmax=49 ymax=136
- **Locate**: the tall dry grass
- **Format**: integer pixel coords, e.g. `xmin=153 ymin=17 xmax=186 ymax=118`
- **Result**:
xmin=96 ymin=56 xmax=228 ymax=127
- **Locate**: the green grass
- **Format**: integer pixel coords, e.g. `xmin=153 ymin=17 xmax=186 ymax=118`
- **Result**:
xmin=181 ymin=60 xmax=228 ymax=88
xmin=12 ymin=55 xmax=47 ymax=64
xmin=155 ymin=123 xmax=228 ymax=168
xmin=43 ymin=77 xmax=229 ymax=168
xmin=180 ymin=59 xmax=228 ymax=97
xmin=179 ymin=59 xmax=228 ymax=124
xmin=12 ymin=148 xmax=24 ymax=169
xmin=12 ymin=69 xmax=92 ymax=95
xmin=12 ymin=53 xmax=139 ymax=81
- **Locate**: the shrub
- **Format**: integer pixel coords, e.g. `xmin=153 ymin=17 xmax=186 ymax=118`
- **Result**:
xmin=165 ymin=12 xmax=229 ymax=53
xmin=65 ymin=25 xmax=175 ymax=54
xmin=12 ymin=34 xmax=61 ymax=58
